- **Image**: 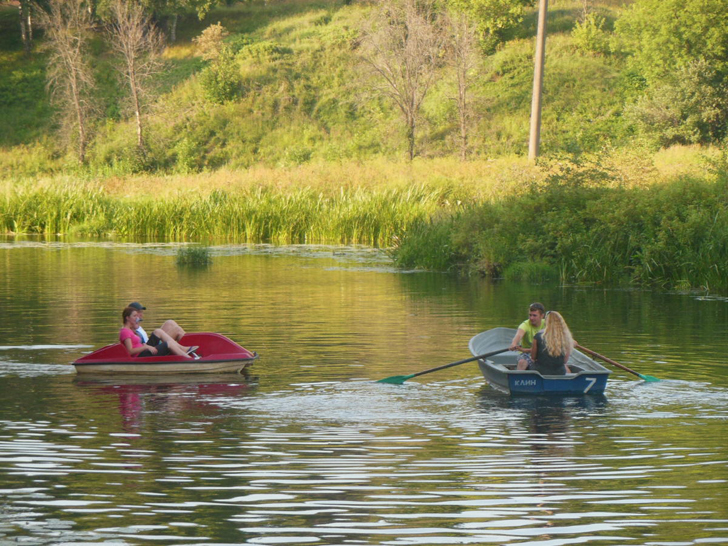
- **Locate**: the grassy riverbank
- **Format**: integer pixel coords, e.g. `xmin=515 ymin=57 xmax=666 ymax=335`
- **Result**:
xmin=2 ymin=150 xmax=726 ymax=293
xmin=392 ymin=154 xmax=728 ymax=293
xmin=0 ymin=158 xmax=535 ymax=245
xmin=1 ymin=0 xmax=727 ymax=292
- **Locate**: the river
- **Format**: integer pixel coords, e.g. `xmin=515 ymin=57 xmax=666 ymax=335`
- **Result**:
xmin=0 ymin=240 xmax=726 ymax=545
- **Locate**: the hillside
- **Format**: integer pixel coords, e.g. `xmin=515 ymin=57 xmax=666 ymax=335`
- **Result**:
xmin=0 ymin=0 xmax=645 ymax=175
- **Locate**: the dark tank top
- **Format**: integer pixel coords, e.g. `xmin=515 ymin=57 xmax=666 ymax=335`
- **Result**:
xmin=533 ymin=331 xmax=567 ymax=375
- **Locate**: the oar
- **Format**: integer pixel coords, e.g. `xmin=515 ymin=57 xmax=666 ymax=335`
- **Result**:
xmin=377 ymin=348 xmax=510 ymax=385
xmin=576 ymin=344 xmax=660 ymax=382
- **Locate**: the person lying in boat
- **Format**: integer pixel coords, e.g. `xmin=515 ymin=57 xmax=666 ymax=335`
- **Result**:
xmin=128 ymin=301 xmax=186 ymax=345
xmin=509 ymin=302 xmax=546 ymax=370
xmin=120 ymin=307 xmax=198 ymax=358
xmin=519 ymin=310 xmax=573 ymax=375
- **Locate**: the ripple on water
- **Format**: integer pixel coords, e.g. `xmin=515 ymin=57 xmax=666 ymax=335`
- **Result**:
xmin=0 ymin=371 xmax=727 ymax=545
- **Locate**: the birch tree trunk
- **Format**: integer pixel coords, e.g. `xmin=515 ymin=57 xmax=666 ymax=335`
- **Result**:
xmin=37 ymin=0 xmax=96 ymax=163
xmin=107 ymin=0 xmax=165 ymax=154
xmin=360 ymin=0 xmax=445 ymax=161
xmin=19 ymin=0 xmax=32 ymax=56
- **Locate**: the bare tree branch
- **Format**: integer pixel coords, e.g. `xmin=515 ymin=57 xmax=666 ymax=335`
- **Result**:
xmin=444 ymin=9 xmax=480 ymax=160
xmin=36 ymin=0 xmax=96 ymax=163
xmin=360 ymin=0 xmax=445 ymax=160
xmin=107 ymin=0 xmax=165 ymax=152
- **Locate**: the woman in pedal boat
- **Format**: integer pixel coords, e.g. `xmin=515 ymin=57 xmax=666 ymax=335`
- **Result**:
xmin=120 ymin=307 xmax=196 ymax=358
xmin=530 ymin=311 xmax=574 ymax=375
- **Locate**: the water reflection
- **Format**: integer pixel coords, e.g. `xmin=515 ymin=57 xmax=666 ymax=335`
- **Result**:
xmin=0 ymin=242 xmax=727 ymax=545
xmin=74 ymin=375 xmax=258 ymax=434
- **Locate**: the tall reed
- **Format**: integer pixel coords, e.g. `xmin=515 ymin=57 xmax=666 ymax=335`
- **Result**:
xmin=391 ymin=162 xmax=728 ymax=293
xmin=0 ymin=180 xmax=453 ymax=246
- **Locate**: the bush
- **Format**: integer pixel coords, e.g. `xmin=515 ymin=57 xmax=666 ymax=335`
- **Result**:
xmin=174 ymin=137 xmax=203 ymax=174
xmin=391 ymin=159 xmax=728 ymax=292
xmin=193 ymin=22 xmax=230 ymax=61
xmin=572 ymin=13 xmax=611 ymax=55
xmin=239 ymin=41 xmax=291 ymax=62
xmin=625 ymin=60 xmax=728 ymax=147
xmin=199 ymin=48 xmax=243 ymax=104
xmin=390 ymin=218 xmax=459 ymax=271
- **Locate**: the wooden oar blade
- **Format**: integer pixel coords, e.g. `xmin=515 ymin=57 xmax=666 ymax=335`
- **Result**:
xmin=377 ymin=374 xmax=415 ymax=385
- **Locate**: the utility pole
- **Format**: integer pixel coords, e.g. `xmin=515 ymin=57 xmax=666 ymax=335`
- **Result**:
xmin=528 ymin=0 xmax=548 ymax=161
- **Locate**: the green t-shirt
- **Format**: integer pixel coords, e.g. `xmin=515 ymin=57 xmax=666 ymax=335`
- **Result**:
xmin=518 ymin=319 xmax=545 ymax=348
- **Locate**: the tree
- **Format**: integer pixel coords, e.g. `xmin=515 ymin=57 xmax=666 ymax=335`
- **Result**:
xmin=107 ymin=0 xmax=165 ymax=152
xmin=192 ymin=21 xmax=229 ymax=60
xmin=615 ymin=0 xmax=728 ymax=83
xmin=626 ymin=60 xmax=728 ymax=147
xmin=18 ymin=0 xmax=36 ymax=56
xmin=360 ymin=0 xmax=445 ymax=160
xmin=444 ymin=9 xmax=480 ymax=160
xmin=444 ymin=0 xmax=534 ymax=157
xmin=194 ymin=23 xmax=242 ymax=104
xmin=144 ymin=0 xmax=220 ymax=42
xmin=448 ymin=0 xmax=535 ymax=53
xmin=37 ymin=0 xmax=96 ymax=163
xmin=615 ymin=0 xmax=728 ymax=145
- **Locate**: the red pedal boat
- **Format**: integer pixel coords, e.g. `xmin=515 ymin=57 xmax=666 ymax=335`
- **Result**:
xmin=73 ymin=333 xmax=258 ymax=375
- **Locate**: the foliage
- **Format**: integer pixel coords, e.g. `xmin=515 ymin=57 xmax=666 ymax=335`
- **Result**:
xmin=390 ymin=217 xmax=460 ymax=271
xmin=176 ymin=245 xmax=212 ymax=266
xmin=614 ymin=0 xmax=728 ymax=82
xmin=614 ymin=0 xmax=728 ymax=146
xmin=625 ymin=60 xmax=728 ymax=147
xmin=571 ymin=12 xmax=610 ymax=55
xmin=193 ymin=21 xmax=229 ymax=60
xmin=198 ymin=46 xmax=243 ymax=104
xmin=0 ymin=179 xmax=450 ymax=246
xmin=0 ymin=0 xmax=725 ymax=175
xmin=503 ymin=260 xmax=558 ymax=282
xmin=447 ymin=0 xmax=535 ymax=53
xmin=391 ymin=159 xmax=728 ymax=292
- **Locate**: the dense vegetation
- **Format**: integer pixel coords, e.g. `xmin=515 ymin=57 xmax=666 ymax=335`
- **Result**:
xmin=392 ymin=157 xmax=728 ymax=293
xmin=0 ymin=0 xmax=726 ymax=292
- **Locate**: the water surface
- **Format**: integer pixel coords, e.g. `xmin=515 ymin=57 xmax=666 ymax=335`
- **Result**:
xmin=0 ymin=241 xmax=726 ymax=545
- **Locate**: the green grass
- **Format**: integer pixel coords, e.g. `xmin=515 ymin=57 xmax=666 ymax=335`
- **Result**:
xmin=176 ymin=245 xmax=212 ymax=266
xmin=0 ymin=176 xmax=454 ymax=246
xmin=0 ymin=0 xmax=660 ymax=173
xmin=0 ymin=1 xmax=726 ymax=293
xmin=390 ymin=156 xmax=728 ymax=293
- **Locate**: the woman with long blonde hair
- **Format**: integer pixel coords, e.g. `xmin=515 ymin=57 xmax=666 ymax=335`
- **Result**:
xmin=529 ymin=311 xmax=574 ymax=375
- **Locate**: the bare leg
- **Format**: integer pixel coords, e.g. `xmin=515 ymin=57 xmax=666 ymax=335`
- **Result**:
xmin=160 ymin=320 xmax=185 ymax=342
xmin=153 ymin=328 xmax=192 ymax=358
xmin=517 ymin=357 xmax=529 ymax=371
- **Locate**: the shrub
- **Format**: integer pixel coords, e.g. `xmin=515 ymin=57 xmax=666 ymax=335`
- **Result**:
xmin=174 ymin=137 xmax=203 ymax=174
xmin=240 ymin=41 xmax=291 ymax=62
xmin=625 ymin=60 xmax=728 ymax=147
xmin=390 ymin=218 xmax=459 ymax=271
xmin=199 ymin=47 xmax=243 ymax=104
xmin=193 ymin=22 xmax=230 ymax=61
xmin=572 ymin=13 xmax=610 ymax=55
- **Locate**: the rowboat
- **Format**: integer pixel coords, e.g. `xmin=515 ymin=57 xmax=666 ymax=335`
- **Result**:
xmin=73 ymin=333 xmax=258 ymax=375
xmin=469 ymin=328 xmax=610 ymax=395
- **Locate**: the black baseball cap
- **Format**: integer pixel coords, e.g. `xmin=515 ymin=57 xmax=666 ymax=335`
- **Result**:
xmin=129 ymin=302 xmax=146 ymax=310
